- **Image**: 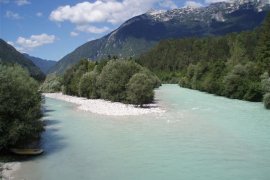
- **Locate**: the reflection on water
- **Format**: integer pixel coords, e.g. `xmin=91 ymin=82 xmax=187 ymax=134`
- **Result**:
xmin=15 ymin=85 xmax=270 ymax=180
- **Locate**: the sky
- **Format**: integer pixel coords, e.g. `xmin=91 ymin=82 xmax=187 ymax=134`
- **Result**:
xmin=0 ymin=0 xmax=226 ymax=61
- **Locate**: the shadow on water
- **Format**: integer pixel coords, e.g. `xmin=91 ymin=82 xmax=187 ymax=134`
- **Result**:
xmin=43 ymin=119 xmax=61 ymax=127
xmin=39 ymin=121 xmax=67 ymax=159
xmin=42 ymin=108 xmax=55 ymax=117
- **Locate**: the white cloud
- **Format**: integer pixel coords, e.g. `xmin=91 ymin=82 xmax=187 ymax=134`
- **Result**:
xmin=205 ymin=0 xmax=228 ymax=4
xmin=49 ymin=0 xmax=163 ymax=25
xmin=70 ymin=31 xmax=79 ymax=37
xmin=159 ymin=0 xmax=177 ymax=9
xmin=9 ymin=34 xmax=56 ymax=52
xmin=185 ymin=1 xmax=203 ymax=8
xmin=36 ymin=12 xmax=43 ymax=17
xmin=15 ymin=0 xmax=30 ymax=6
xmin=76 ymin=25 xmax=110 ymax=34
xmin=5 ymin=11 xmax=22 ymax=20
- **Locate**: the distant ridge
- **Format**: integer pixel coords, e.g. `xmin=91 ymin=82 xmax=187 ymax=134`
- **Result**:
xmin=50 ymin=0 xmax=270 ymax=74
xmin=0 ymin=39 xmax=45 ymax=80
xmin=24 ymin=53 xmax=56 ymax=74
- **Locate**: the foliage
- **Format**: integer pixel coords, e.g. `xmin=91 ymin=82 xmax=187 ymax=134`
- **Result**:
xmin=261 ymin=72 xmax=270 ymax=109
xmin=62 ymin=59 xmax=96 ymax=96
xmin=263 ymin=93 xmax=270 ymax=109
xmin=79 ymin=71 xmax=99 ymax=99
xmin=0 ymin=64 xmax=43 ymax=149
xmin=97 ymin=60 xmax=142 ymax=102
xmin=126 ymin=73 xmax=154 ymax=106
xmin=40 ymin=73 xmax=62 ymax=93
xmin=256 ymin=13 xmax=270 ymax=73
xmin=223 ymin=64 xmax=249 ymax=99
xmin=261 ymin=72 xmax=270 ymax=93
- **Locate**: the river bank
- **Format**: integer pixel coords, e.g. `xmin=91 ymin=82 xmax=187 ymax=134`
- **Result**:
xmin=43 ymin=93 xmax=165 ymax=116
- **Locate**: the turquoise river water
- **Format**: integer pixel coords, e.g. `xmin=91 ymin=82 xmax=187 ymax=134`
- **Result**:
xmin=15 ymin=85 xmax=270 ymax=180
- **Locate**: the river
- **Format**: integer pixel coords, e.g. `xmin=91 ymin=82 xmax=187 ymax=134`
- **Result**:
xmin=15 ymin=84 xmax=270 ymax=180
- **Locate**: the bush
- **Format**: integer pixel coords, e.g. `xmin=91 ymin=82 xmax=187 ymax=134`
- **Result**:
xmin=261 ymin=72 xmax=270 ymax=93
xmin=97 ymin=60 xmax=141 ymax=102
xmin=139 ymin=67 xmax=161 ymax=88
xmin=79 ymin=71 xmax=98 ymax=99
xmin=126 ymin=73 xmax=154 ymax=106
xmin=0 ymin=65 xmax=43 ymax=149
xmin=263 ymin=93 xmax=270 ymax=109
xmin=223 ymin=64 xmax=249 ymax=99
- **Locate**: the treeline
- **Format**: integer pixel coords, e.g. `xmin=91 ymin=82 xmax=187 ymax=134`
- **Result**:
xmin=137 ymin=13 xmax=270 ymax=109
xmin=43 ymin=59 xmax=161 ymax=106
xmin=0 ymin=64 xmax=44 ymax=151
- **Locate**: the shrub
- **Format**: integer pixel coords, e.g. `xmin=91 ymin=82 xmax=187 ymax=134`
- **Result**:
xmin=79 ymin=71 xmax=98 ymax=99
xmin=263 ymin=93 xmax=270 ymax=109
xmin=126 ymin=73 xmax=154 ymax=106
xmin=97 ymin=60 xmax=141 ymax=102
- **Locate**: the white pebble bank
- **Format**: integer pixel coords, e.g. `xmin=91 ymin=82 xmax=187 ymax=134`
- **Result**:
xmin=43 ymin=93 xmax=165 ymax=116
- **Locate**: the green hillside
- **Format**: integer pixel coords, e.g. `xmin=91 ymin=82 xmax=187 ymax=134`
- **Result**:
xmin=0 ymin=39 xmax=45 ymax=81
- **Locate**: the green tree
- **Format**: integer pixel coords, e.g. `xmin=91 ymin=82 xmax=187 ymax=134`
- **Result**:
xmin=223 ymin=64 xmax=248 ymax=99
xmin=261 ymin=72 xmax=270 ymax=93
xmin=0 ymin=64 xmax=43 ymax=149
xmin=97 ymin=60 xmax=141 ymax=102
xmin=126 ymin=73 xmax=154 ymax=106
xmin=227 ymin=39 xmax=248 ymax=67
xmin=256 ymin=13 xmax=270 ymax=73
xmin=62 ymin=60 xmax=91 ymax=96
xmin=263 ymin=93 xmax=270 ymax=109
xmin=79 ymin=71 xmax=99 ymax=99
xmin=40 ymin=73 xmax=62 ymax=93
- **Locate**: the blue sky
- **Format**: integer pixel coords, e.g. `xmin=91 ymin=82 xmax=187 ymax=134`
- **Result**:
xmin=0 ymin=0 xmax=223 ymax=61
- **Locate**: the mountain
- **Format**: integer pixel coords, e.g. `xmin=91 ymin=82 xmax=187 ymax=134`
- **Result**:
xmin=0 ymin=39 xmax=45 ymax=80
xmin=24 ymin=53 xmax=56 ymax=74
xmin=50 ymin=0 xmax=270 ymax=74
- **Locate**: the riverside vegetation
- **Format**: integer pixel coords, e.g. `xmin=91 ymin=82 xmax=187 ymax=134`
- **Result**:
xmin=42 ymin=59 xmax=161 ymax=107
xmin=137 ymin=13 xmax=270 ymax=109
xmin=63 ymin=59 xmax=161 ymax=106
xmin=0 ymin=64 xmax=44 ymax=151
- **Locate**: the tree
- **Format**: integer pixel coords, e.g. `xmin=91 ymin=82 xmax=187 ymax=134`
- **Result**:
xmin=261 ymin=72 xmax=270 ymax=93
xmin=0 ymin=64 xmax=43 ymax=149
xmin=79 ymin=71 xmax=98 ymax=99
xmin=62 ymin=60 xmax=92 ymax=96
xmin=40 ymin=73 xmax=62 ymax=93
xmin=97 ymin=60 xmax=141 ymax=102
xmin=256 ymin=13 xmax=270 ymax=73
xmin=263 ymin=93 xmax=270 ymax=109
xmin=261 ymin=72 xmax=270 ymax=109
xmin=126 ymin=73 xmax=154 ymax=106
xmin=223 ymin=64 xmax=248 ymax=99
xmin=227 ymin=39 xmax=248 ymax=67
